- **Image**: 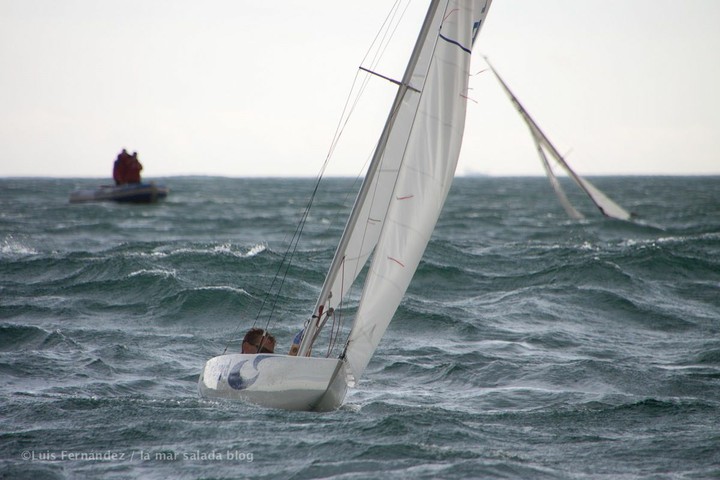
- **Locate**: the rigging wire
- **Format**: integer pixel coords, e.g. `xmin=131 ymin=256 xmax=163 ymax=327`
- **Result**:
xmin=324 ymin=260 xmax=346 ymax=357
xmin=291 ymin=0 xmax=417 ymax=354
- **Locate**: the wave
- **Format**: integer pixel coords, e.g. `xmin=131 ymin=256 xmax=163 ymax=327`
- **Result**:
xmin=148 ymin=242 xmax=268 ymax=259
xmin=155 ymin=285 xmax=255 ymax=324
xmin=0 ymin=324 xmax=82 ymax=353
xmin=1 ymin=235 xmax=39 ymax=257
xmin=0 ymin=324 xmax=51 ymax=351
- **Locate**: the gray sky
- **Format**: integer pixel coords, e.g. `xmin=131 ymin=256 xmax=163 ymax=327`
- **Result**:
xmin=2 ymin=0 xmax=719 ymax=178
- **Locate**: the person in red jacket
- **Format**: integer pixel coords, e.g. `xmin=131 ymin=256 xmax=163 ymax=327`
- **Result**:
xmin=113 ymin=149 xmax=129 ymax=185
xmin=112 ymin=149 xmax=143 ymax=185
xmin=125 ymin=151 xmax=143 ymax=184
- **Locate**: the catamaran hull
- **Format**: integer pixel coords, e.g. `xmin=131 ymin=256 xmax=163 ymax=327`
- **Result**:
xmin=198 ymin=354 xmax=348 ymax=412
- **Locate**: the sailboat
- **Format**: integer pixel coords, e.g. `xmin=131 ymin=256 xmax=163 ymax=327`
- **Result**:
xmin=198 ymin=0 xmax=493 ymax=412
xmin=484 ymin=57 xmax=632 ymax=221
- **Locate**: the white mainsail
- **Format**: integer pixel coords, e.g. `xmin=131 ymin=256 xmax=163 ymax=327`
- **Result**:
xmin=484 ymin=58 xmax=632 ymax=221
xmin=199 ymin=0 xmax=493 ymax=411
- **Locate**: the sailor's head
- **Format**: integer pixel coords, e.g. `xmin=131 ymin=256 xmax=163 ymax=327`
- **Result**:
xmin=242 ymin=328 xmax=275 ymax=354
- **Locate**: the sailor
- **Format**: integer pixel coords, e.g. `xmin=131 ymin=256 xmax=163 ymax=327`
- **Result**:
xmin=113 ymin=149 xmax=130 ymax=185
xmin=241 ymin=328 xmax=276 ymax=354
xmin=125 ymin=151 xmax=143 ymax=184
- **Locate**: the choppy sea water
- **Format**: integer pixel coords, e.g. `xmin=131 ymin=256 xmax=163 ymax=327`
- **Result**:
xmin=1 ymin=176 xmax=719 ymax=479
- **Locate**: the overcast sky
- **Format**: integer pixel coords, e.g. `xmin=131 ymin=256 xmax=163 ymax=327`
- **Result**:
xmin=2 ymin=0 xmax=718 ymax=178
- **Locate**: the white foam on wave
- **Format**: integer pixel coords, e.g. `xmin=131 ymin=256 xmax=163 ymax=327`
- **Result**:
xmin=245 ymin=243 xmax=266 ymax=257
xmin=1 ymin=236 xmax=38 ymax=256
xmin=148 ymin=242 xmax=267 ymax=258
xmin=215 ymin=242 xmax=268 ymax=258
xmin=128 ymin=268 xmax=177 ymax=279
xmin=196 ymin=285 xmax=251 ymax=296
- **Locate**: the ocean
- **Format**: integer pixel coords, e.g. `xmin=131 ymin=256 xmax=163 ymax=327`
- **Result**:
xmin=1 ymin=176 xmax=719 ymax=479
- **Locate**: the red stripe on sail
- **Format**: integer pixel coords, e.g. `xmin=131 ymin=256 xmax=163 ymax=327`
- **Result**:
xmin=387 ymin=257 xmax=405 ymax=267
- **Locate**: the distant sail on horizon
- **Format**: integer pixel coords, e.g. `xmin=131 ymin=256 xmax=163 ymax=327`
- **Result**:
xmin=484 ymin=57 xmax=632 ymax=221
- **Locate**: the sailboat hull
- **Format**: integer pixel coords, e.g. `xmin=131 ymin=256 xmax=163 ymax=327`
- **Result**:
xmin=198 ymin=354 xmax=348 ymax=412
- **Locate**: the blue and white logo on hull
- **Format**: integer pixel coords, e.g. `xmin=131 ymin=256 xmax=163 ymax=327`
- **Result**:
xmin=227 ymin=355 xmax=270 ymax=390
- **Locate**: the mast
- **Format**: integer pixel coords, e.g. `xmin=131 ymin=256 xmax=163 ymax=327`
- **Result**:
xmin=297 ymin=0 xmax=443 ymax=357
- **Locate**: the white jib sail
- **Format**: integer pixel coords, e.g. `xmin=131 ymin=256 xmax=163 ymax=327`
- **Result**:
xmin=484 ymin=58 xmax=632 ymax=221
xmin=340 ymin=0 xmax=493 ymax=381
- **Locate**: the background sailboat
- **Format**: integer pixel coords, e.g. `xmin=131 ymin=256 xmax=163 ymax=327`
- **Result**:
xmin=484 ymin=57 xmax=632 ymax=221
xmin=199 ymin=0 xmax=493 ymax=411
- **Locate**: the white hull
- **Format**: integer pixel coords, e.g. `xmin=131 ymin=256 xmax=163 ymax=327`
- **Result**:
xmin=198 ymin=354 xmax=349 ymax=412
